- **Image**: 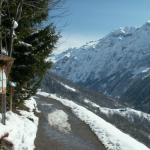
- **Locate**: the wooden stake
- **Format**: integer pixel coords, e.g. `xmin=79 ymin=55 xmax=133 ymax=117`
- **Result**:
xmin=1 ymin=67 xmax=6 ymax=125
xmin=1 ymin=94 xmax=6 ymax=125
xmin=9 ymin=87 xmax=13 ymax=111
xmin=1 ymin=67 xmax=4 ymax=124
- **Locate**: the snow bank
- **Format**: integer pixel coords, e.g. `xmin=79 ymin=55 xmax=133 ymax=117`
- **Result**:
xmin=83 ymin=99 xmax=150 ymax=123
xmin=25 ymin=96 xmax=40 ymax=113
xmin=38 ymin=91 xmax=150 ymax=150
xmin=0 ymin=97 xmax=38 ymax=150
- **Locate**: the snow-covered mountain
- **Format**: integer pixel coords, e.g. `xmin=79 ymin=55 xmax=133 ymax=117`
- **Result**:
xmin=51 ymin=21 xmax=150 ymax=113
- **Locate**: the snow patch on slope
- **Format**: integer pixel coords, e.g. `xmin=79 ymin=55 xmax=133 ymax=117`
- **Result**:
xmin=24 ymin=96 xmax=39 ymax=112
xmin=59 ymin=82 xmax=76 ymax=92
xmin=48 ymin=109 xmax=71 ymax=133
xmin=83 ymin=99 xmax=150 ymax=123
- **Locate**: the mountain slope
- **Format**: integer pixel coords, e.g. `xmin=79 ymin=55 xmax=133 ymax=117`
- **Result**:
xmin=51 ymin=21 xmax=150 ymax=113
xmin=42 ymin=72 xmax=121 ymax=108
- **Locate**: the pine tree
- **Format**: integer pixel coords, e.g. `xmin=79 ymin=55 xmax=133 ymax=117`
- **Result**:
xmin=0 ymin=0 xmax=61 ymax=108
xmin=11 ymin=25 xmax=59 ymax=104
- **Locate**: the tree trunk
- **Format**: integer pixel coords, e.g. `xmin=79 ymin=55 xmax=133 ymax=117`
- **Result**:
xmin=8 ymin=0 xmax=23 ymax=56
xmin=0 ymin=0 xmax=3 ymax=54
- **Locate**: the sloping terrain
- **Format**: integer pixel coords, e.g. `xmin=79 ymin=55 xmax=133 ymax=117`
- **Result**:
xmin=42 ymin=72 xmax=121 ymax=109
xmin=41 ymin=73 xmax=150 ymax=148
xmin=37 ymin=91 xmax=150 ymax=150
xmin=51 ymin=21 xmax=150 ymax=113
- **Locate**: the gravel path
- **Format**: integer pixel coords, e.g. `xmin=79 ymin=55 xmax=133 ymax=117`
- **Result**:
xmin=34 ymin=95 xmax=106 ymax=150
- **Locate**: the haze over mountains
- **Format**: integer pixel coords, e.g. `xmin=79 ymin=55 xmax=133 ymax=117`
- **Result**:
xmin=51 ymin=21 xmax=150 ymax=113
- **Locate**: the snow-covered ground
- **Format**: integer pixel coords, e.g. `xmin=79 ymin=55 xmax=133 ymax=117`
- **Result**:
xmin=83 ymin=99 xmax=150 ymax=123
xmin=0 ymin=96 xmax=39 ymax=150
xmin=48 ymin=109 xmax=71 ymax=133
xmin=38 ymin=91 xmax=150 ymax=150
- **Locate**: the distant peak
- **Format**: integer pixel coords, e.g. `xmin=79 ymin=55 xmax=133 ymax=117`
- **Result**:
xmin=145 ymin=20 xmax=150 ymax=24
xmin=142 ymin=20 xmax=150 ymax=28
xmin=110 ymin=26 xmax=136 ymax=37
xmin=81 ymin=40 xmax=98 ymax=49
xmin=119 ymin=27 xmax=126 ymax=34
xmin=110 ymin=28 xmax=125 ymax=36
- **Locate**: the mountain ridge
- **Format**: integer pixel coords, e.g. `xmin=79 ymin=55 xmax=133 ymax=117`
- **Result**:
xmin=51 ymin=21 xmax=150 ymax=113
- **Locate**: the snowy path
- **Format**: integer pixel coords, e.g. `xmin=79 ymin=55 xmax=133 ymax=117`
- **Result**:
xmin=37 ymin=92 xmax=150 ymax=150
xmin=34 ymin=95 xmax=106 ymax=150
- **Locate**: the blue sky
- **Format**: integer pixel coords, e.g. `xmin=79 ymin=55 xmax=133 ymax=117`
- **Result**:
xmin=49 ymin=0 xmax=150 ymax=52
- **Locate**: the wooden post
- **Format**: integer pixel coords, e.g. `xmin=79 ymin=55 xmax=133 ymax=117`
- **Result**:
xmin=9 ymin=82 xmax=16 ymax=111
xmin=1 ymin=93 xmax=6 ymax=125
xmin=9 ymin=86 xmax=14 ymax=111
xmin=1 ymin=67 xmax=6 ymax=125
xmin=0 ymin=55 xmax=14 ymax=125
